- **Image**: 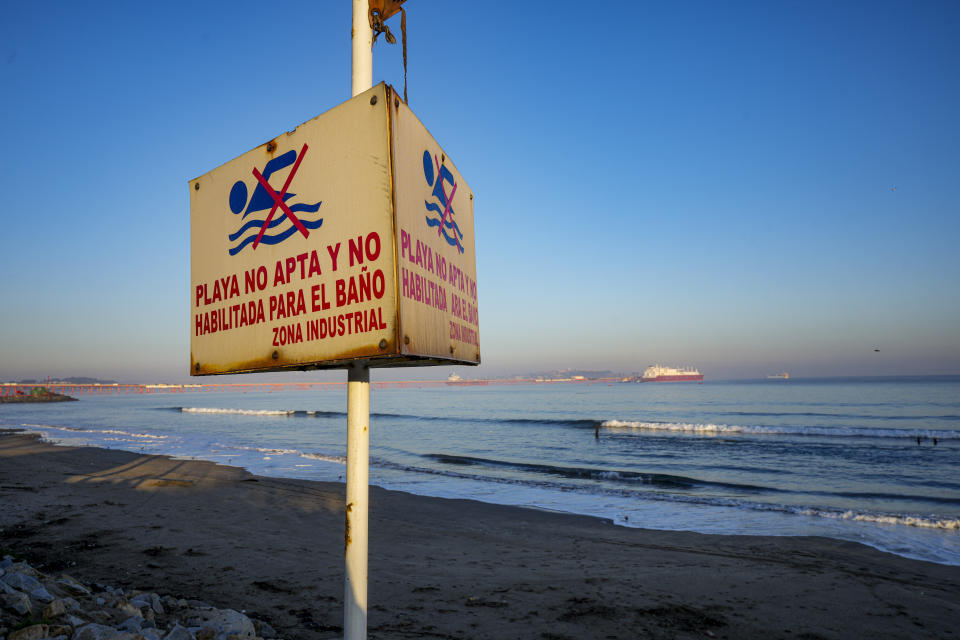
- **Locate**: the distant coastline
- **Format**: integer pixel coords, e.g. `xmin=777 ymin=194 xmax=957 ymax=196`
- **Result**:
xmin=2 ymin=373 xmax=958 ymax=393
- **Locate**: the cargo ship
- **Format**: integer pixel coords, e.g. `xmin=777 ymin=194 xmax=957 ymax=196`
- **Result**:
xmin=640 ymin=365 xmax=703 ymax=383
xmin=446 ymin=373 xmax=489 ymax=386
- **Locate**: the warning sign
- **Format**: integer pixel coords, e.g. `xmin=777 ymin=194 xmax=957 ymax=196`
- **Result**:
xmin=190 ymin=83 xmax=478 ymax=375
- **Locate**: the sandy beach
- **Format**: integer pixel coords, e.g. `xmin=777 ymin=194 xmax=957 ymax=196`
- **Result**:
xmin=1 ymin=430 xmax=957 ymax=639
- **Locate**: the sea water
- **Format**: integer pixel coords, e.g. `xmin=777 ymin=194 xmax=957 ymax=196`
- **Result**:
xmin=3 ymin=376 xmax=958 ymax=566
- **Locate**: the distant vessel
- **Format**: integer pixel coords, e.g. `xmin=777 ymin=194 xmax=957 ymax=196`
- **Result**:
xmin=640 ymin=365 xmax=703 ymax=383
xmin=767 ymin=372 xmax=790 ymax=379
xmin=446 ymin=373 xmax=489 ymax=386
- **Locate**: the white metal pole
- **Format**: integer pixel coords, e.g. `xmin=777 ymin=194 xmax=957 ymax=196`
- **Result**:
xmin=346 ymin=5 xmax=373 ymax=638
xmin=344 ymin=361 xmax=370 ymax=639
xmin=352 ymin=0 xmax=373 ymax=97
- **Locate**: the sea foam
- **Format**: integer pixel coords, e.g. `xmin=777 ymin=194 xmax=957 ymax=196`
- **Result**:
xmin=181 ymin=407 xmax=294 ymax=416
xmin=602 ymin=420 xmax=959 ymax=440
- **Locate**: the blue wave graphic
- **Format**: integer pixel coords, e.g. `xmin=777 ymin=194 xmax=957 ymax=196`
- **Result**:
xmin=228 ymin=214 xmax=324 ymax=256
xmin=424 ymin=201 xmax=464 ymax=252
xmin=228 ymin=216 xmax=286 ymax=242
xmin=228 ymin=203 xmax=322 ymax=242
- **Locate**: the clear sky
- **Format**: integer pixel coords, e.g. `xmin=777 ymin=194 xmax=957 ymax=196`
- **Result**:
xmin=1 ymin=1 xmax=958 ymax=382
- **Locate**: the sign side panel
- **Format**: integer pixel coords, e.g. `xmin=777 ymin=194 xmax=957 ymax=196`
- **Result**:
xmin=392 ymin=99 xmax=480 ymax=365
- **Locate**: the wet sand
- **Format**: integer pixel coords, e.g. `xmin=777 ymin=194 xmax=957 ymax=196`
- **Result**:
xmin=1 ymin=430 xmax=957 ymax=639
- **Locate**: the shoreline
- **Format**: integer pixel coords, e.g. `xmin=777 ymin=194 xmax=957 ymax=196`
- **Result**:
xmin=17 ymin=419 xmax=959 ymax=568
xmin=1 ymin=430 xmax=958 ymax=639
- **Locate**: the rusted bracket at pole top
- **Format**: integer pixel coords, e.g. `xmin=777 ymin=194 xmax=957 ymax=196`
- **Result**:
xmin=367 ymin=0 xmax=406 ymax=30
xmin=368 ymin=0 xmax=409 ymax=102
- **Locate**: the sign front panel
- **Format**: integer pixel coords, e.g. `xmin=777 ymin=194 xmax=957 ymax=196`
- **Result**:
xmin=392 ymin=99 xmax=480 ymax=364
xmin=190 ymin=86 xmax=397 ymax=374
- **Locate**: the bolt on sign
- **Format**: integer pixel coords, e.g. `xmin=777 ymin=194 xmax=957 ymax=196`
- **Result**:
xmin=190 ymin=83 xmax=479 ymax=375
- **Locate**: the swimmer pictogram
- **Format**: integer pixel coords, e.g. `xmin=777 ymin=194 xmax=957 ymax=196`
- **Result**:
xmin=226 ymin=144 xmax=323 ymax=255
xmin=422 ymin=150 xmax=464 ymax=254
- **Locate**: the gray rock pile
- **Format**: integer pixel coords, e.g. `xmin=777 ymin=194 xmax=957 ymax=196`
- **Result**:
xmin=0 ymin=556 xmax=280 ymax=640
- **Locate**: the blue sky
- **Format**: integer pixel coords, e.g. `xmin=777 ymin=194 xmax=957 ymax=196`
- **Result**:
xmin=1 ymin=1 xmax=958 ymax=382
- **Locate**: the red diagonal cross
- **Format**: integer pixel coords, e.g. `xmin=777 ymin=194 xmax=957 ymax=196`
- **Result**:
xmin=252 ymin=143 xmax=310 ymax=250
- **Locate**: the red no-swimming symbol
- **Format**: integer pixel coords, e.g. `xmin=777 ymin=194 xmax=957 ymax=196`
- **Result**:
xmin=252 ymin=143 xmax=310 ymax=250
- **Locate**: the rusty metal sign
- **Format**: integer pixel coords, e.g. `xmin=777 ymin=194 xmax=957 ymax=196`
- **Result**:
xmin=189 ymin=83 xmax=478 ymax=375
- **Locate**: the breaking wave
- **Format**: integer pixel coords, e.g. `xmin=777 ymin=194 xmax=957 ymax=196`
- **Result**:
xmin=22 ymin=424 xmax=168 ymax=440
xmin=602 ymin=420 xmax=960 ymax=440
xmin=380 ymin=456 xmax=960 ymax=532
xmin=172 ymin=407 xmax=958 ymax=442
xmin=181 ymin=407 xmax=295 ymax=416
xmin=210 ymin=442 xmax=347 ymax=466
